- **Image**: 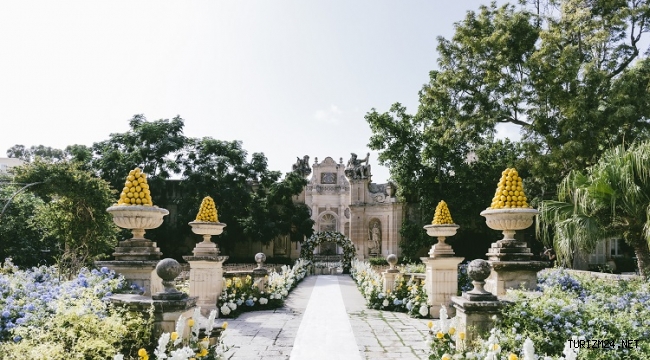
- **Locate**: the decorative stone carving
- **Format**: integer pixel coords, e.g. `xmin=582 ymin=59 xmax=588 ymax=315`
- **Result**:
xmin=188 ymin=221 xmax=227 ymax=256
xmin=107 ymin=205 xmax=169 ymax=241
xmin=292 ymin=155 xmax=311 ymax=177
xmin=368 ymin=219 xmax=381 ymax=256
xmin=344 ymin=208 xmax=350 ymax=219
xmin=152 ymin=258 xmax=187 ymax=300
xmin=423 ymin=224 xmax=459 ymax=257
xmin=463 ymin=259 xmax=496 ymax=301
xmin=344 ymin=152 xmax=371 ymax=180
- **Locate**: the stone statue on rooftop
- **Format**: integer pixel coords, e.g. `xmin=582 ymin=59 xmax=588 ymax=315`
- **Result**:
xmin=292 ymin=155 xmax=311 ymax=177
xmin=345 ymin=152 xmax=370 ymax=180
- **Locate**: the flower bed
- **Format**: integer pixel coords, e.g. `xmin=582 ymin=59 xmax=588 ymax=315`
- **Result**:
xmin=0 ymin=259 xmax=150 ymax=359
xmin=351 ymin=259 xmax=430 ymax=318
xmin=218 ymin=259 xmax=308 ymax=317
xmin=429 ymin=268 xmax=650 ymax=359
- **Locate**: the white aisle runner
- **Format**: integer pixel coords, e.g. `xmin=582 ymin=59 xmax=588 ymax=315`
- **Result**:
xmin=290 ymin=276 xmax=362 ymax=360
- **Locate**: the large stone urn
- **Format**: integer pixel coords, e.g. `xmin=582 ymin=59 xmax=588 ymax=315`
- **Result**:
xmin=480 ymin=208 xmax=547 ymax=295
xmin=423 ymin=224 xmax=460 ymax=257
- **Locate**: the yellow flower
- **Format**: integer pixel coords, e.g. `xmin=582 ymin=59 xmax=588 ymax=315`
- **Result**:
xmin=448 ymin=327 xmax=455 ymax=335
xmin=442 ymin=354 xmax=452 ymax=360
xmin=198 ymin=348 xmax=208 ymax=357
xmin=170 ymin=332 xmax=179 ymax=341
xmin=138 ymin=348 xmax=148 ymax=360
xmin=458 ymin=332 xmax=466 ymax=340
xmin=222 ymin=321 xmax=228 ymax=329
xmin=427 ymin=321 xmax=433 ymax=329
xmin=508 ymin=354 xmax=518 ymax=360
xmin=491 ymin=343 xmax=501 ymax=352
xmin=188 ymin=319 xmax=195 ymax=327
xmin=436 ymin=332 xmax=444 ymax=339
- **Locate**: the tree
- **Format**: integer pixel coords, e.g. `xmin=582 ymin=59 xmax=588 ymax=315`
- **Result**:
xmin=367 ymin=103 xmax=524 ymax=260
xmin=537 ymin=141 xmax=650 ymax=277
xmin=12 ymin=160 xmax=119 ymax=273
xmin=421 ymin=0 xmax=650 ymax=193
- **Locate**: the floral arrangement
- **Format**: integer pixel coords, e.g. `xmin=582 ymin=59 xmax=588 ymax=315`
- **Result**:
xmin=350 ymin=259 xmax=430 ymax=318
xmin=428 ymin=268 xmax=650 ymax=359
xmin=0 ymin=259 xmax=151 ymax=358
xmin=300 ymin=232 xmax=356 ymax=270
xmin=114 ymin=308 xmax=229 ymax=360
xmin=218 ymin=259 xmax=308 ymax=318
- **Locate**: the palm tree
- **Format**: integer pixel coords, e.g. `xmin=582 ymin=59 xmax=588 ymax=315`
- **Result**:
xmin=537 ymin=142 xmax=650 ymax=277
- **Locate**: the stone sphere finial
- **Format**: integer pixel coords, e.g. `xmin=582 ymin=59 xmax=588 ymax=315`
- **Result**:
xmin=467 ymin=259 xmax=492 ymax=282
xmin=386 ymin=254 xmax=398 ymax=270
xmin=153 ymin=258 xmax=186 ymax=300
xmin=463 ymin=259 xmax=497 ymax=301
xmin=255 ymin=252 xmax=267 ymax=269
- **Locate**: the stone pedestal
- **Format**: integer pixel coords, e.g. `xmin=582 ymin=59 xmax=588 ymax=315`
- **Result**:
xmin=421 ymin=256 xmax=464 ymax=318
xmin=95 ymin=260 xmax=162 ymax=296
xmin=485 ymin=260 xmax=547 ymax=296
xmin=183 ymin=255 xmax=228 ymax=315
xmin=252 ymin=253 xmax=268 ymax=292
xmin=451 ymin=296 xmax=506 ymax=345
xmin=109 ymin=294 xmax=197 ymax=336
xmin=383 ymin=254 xmax=400 ymax=293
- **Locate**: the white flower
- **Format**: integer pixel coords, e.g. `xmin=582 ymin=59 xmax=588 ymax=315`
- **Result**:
xmin=169 ymin=346 xmax=195 ymax=360
xmin=113 ymin=355 xmax=124 ymax=360
xmin=259 ymin=297 xmax=268 ymax=305
xmin=220 ymin=304 xmax=231 ymax=316
xmin=419 ymin=305 xmax=429 ymax=317
xmin=228 ymin=302 xmax=237 ymax=310
xmin=382 ymin=299 xmax=389 ymax=307
xmin=154 ymin=332 xmax=170 ymax=359
xmin=522 ymin=337 xmax=536 ymax=360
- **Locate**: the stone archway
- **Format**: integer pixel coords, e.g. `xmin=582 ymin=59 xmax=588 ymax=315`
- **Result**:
xmin=300 ymin=231 xmax=356 ymax=270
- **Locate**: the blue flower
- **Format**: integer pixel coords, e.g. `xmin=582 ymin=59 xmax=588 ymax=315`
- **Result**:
xmin=1 ymin=310 xmax=10 ymax=318
xmin=245 ymin=299 xmax=254 ymax=307
xmin=100 ymin=267 xmax=110 ymax=274
xmin=13 ymin=336 xmax=21 ymax=343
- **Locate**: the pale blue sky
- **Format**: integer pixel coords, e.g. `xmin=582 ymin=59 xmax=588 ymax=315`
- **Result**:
xmin=0 ymin=1 xmax=517 ymax=183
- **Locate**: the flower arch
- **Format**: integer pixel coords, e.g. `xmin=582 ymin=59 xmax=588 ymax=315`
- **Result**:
xmin=300 ymin=231 xmax=356 ymax=269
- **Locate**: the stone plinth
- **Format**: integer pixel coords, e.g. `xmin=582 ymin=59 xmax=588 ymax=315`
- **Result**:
xmin=183 ymin=255 xmax=228 ymax=316
xmin=485 ymin=261 xmax=547 ymax=296
xmin=109 ymin=294 xmax=197 ymax=336
xmin=95 ymin=260 xmax=162 ymax=296
xmin=112 ymin=239 xmax=163 ymax=261
xmin=383 ymin=254 xmax=400 ymax=292
xmin=451 ymin=296 xmax=507 ymax=345
xmin=421 ymin=256 xmax=464 ymax=318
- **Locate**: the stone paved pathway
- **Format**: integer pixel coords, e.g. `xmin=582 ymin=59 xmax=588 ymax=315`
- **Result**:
xmin=222 ymin=275 xmax=431 ymax=360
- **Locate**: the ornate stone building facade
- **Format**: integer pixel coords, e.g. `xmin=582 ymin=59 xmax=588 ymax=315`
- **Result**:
xmin=288 ymin=154 xmax=404 ymax=259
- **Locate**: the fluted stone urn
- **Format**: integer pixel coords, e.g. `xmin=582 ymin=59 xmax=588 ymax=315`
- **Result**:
xmin=423 ymin=224 xmax=460 ymax=257
xmin=480 ymin=208 xmax=538 ymax=261
xmin=188 ymin=221 xmax=227 ymax=256
xmin=479 ymin=208 xmax=538 ymax=243
xmin=107 ymin=205 xmax=169 ymax=240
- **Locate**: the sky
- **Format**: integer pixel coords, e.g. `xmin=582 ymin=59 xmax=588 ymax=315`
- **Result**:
xmin=0 ymin=0 xmax=519 ymax=183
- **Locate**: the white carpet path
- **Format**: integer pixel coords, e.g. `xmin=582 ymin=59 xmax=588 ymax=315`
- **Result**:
xmin=290 ymin=275 xmax=363 ymax=360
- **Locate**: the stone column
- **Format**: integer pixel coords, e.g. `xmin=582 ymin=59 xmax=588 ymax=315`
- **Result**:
xmin=252 ymin=253 xmax=268 ymax=292
xmin=184 ymin=221 xmax=228 ymax=316
xmin=421 ymin=224 xmax=464 ymax=318
xmin=451 ymin=259 xmax=507 ymax=347
xmin=382 ymin=254 xmax=400 ymax=293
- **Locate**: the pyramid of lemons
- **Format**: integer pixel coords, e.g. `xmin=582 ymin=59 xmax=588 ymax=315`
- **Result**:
xmin=117 ymin=167 xmax=153 ymax=206
xmin=489 ymin=167 xmax=530 ymax=209
xmin=195 ymin=196 xmax=219 ymax=222
xmin=432 ymin=200 xmax=454 ymax=224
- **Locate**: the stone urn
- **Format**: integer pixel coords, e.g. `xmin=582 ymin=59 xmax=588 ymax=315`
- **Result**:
xmin=188 ymin=221 xmax=227 ymax=256
xmin=107 ymin=205 xmax=169 ymax=240
xmin=479 ymin=208 xmax=538 ymax=244
xmin=423 ymin=224 xmax=459 ymax=257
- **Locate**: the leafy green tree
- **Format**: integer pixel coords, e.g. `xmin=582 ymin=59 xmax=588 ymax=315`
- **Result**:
xmin=0 ymin=184 xmax=54 ymax=267
xmin=538 ymin=141 xmax=650 ymax=277
xmin=12 ymin=160 xmax=119 ymax=273
xmin=367 ymin=103 xmax=524 ymax=260
xmin=421 ymin=0 xmax=650 ymax=193
xmin=6 ymin=145 xmax=65 ymax=162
